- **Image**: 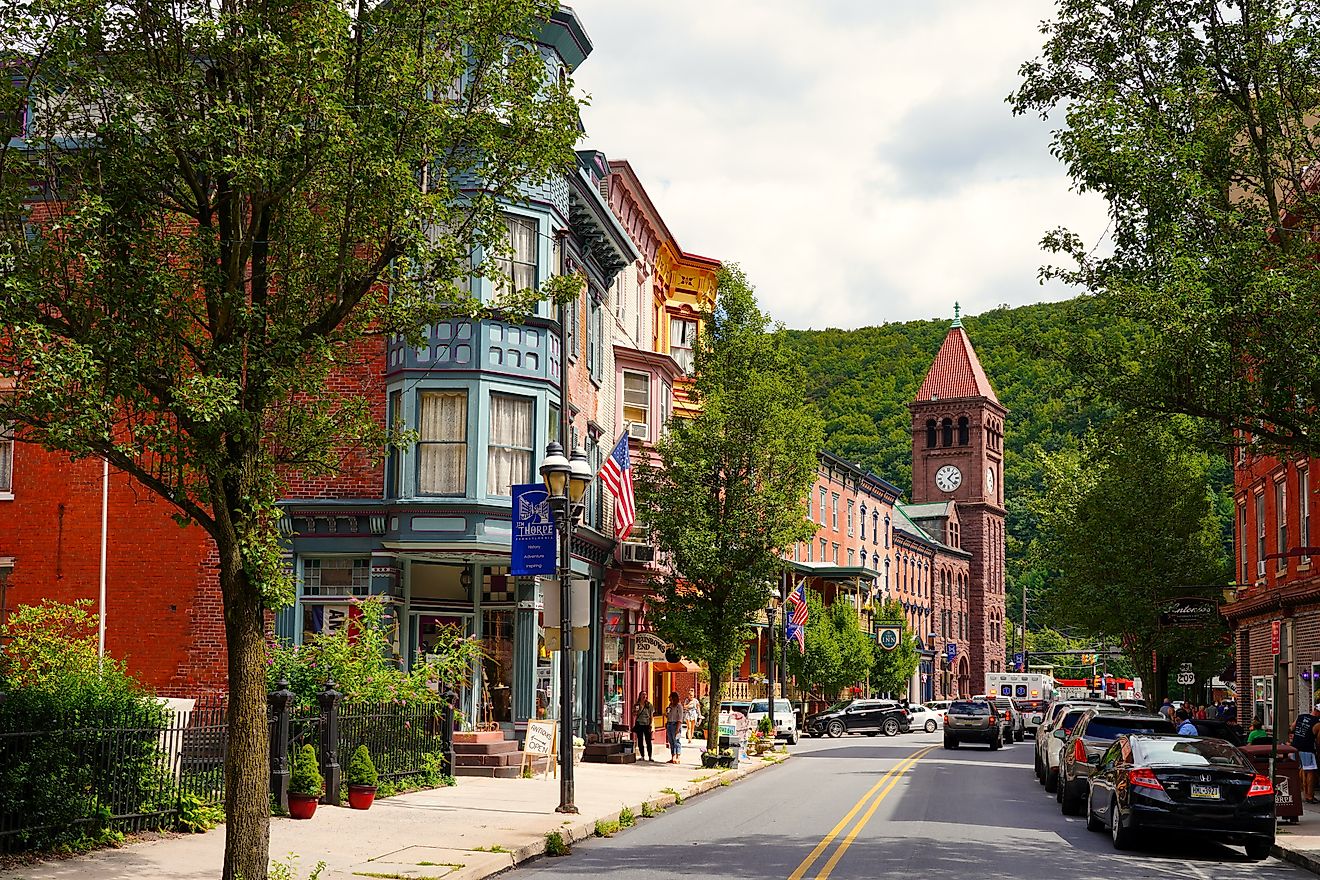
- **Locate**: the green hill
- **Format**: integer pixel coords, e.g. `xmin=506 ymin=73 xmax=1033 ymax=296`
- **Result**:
xmin=782 ymin=298 xmax=1117 ymax=618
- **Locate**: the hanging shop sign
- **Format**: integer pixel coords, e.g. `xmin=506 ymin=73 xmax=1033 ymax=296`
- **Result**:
xmin=633 ymin=632 xmax=670 ymax=663
xmin=511 ymin=484 xmax=556 ymax=576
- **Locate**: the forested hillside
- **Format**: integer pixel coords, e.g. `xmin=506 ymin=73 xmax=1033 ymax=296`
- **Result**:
xmin=781 ymin=298 xmax=1121 ymax=620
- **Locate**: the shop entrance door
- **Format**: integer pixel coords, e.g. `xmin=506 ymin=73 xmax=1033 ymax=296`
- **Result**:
xmin=413 ymin=612 xmax=475 ymax=725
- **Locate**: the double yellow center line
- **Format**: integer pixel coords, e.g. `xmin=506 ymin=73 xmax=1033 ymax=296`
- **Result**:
xmin=787 ymin=745 xmax=934 ymax=880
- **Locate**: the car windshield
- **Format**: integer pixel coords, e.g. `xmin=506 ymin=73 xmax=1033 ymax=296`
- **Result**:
xmin=749 ymin=700 xmax=793 ymax=714
xmin=823 ymin=700 xmax=854 ymax=713
xmin=1134 ymin=737 xmax=1252 ymax=769
xmin=1084 ymin=717 xmax=1176 ymax=739
xmin=950 ymin=701 xmax=990 ymax=715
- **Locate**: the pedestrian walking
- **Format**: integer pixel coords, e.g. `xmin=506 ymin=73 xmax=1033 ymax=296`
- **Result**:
xmin=632 ymin=691 xmax=654 ymax=761
xmin=684 ymin=689 xmax=700 ymax=742
xmin=1291 ymin=702 xmax=1320 ymax=804
xmin=1194 ymin=703 xmax=1207 ymax=720
xmin=666 ymin=692 xmax=684 ymax=764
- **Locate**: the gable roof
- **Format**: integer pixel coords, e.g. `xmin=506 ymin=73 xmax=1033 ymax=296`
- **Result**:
xmin=914 ymin=326 xmax=999 ymax=404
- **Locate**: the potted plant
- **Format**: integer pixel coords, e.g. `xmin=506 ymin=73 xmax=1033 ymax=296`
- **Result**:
xmin=572 ymin=736 xmax=586 ymax=765
xmin=346 ymin=744 xmax=378 ymax=810
xmin=700 ymin=750 xmax=720 ymax=769
xmin=715 ymin=747 xmax=738 ymax=769
xmin=288 ymin=744 xmax=323 ymax=819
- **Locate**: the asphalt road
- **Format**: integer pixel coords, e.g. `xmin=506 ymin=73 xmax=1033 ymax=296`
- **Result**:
xmin=515 ymin=728 xmax=1313 ymax=880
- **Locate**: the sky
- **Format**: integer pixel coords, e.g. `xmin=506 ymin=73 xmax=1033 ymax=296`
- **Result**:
xmin=566 ymin=1 xmax=1111 ymax=331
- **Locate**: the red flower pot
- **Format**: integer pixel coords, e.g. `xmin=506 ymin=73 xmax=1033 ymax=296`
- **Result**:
xmin=288 ymin=793 xmax=319 ymax=820
xmin=347 ymin=784 xmax=377 ymax=810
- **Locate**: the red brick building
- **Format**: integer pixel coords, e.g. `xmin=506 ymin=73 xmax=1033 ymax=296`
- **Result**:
xmin=1222 ymin=445 xmax=1320 ymax=733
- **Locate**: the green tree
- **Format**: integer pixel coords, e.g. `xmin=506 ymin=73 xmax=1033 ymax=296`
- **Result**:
xmin=1033 ymin=418 xmax=1230 ymax=706
xmin=869 ymin=600 xmax=919 ymax=698
xmin=784 ymin=591 xmax=874 ymax=702
xmin=0 ymin=2 xmax=581 ymax=877
xmin=1011 ymin=0 xmax=1320 ymax=455
xmin=638 ymin=265 xmax=822 ymax=751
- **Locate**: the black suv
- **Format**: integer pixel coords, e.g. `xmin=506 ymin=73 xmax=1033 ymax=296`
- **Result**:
xmin=806 ymin=699 xmax=911 ymax=737
xmin=944 ymin=699 xmax=1005 ymax=749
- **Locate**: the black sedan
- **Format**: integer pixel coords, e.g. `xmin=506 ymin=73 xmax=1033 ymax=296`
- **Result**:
xmin=1086 ymin=734 xmax=1275 ymax=860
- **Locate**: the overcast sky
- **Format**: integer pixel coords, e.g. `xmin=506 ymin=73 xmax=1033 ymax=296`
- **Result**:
xmin=567 ymin=1 xmax=1111 ymax=331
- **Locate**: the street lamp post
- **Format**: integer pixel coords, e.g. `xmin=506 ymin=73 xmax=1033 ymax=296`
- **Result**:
xmin=765 ymin=603 xmax=777 ymax=731
xmin=540 ymin=441 xmax=593 ymax=815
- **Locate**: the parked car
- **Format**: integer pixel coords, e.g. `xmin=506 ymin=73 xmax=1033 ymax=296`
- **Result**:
xmin=1086 ymin=734 xmax=1275 ymax=860
xmin=806 ymin=699 xmax=911 ymax=737
xmin=907 ymin=704 xmax=943 ymax=733
xmin=1035 ymin=700 xmax=1123 ymax=786
xmin=1039 ymin=703 xmax=1128 ymax=792
xmin=1056 ymin=711 xmax=1176 ymax=815
xmin=943 ymin=699 xmax=1004 ymax=750
xmin=1117 ymin=699 xmax=1148 ymax=712
xmin=745 ymin=698 xmax=799 ymax=745
xmin=1187 ymin=717 xmax=1246 ymax=747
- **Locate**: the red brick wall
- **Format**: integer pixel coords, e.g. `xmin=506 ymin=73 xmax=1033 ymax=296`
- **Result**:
xmin=0 ymin=442 xmax=226 ymax=694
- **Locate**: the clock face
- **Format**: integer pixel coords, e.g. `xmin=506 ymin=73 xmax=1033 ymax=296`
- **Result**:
xmin=935 ymin=465 xmax=962 ymax=493
xmin=986 ymin=467 xmax=996 ymax=492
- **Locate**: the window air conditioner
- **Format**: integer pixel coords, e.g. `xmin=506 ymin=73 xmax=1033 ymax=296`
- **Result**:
xmin=1257 ymin=560 xmax=1266 ymax=578
xmin=622 ymin=542 xmax=657 ymax=564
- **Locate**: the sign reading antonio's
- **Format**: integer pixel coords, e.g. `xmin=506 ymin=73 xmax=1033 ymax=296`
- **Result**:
xmin=511 ymin=484 xmax=556 ymax=576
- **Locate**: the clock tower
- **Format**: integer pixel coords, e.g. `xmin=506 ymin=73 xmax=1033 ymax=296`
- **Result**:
xmin=909 ymin=307 xmax=1007 ymax=694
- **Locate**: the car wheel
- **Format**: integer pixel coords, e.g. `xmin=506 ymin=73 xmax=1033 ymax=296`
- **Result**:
xmin=1056 ymin=774 xmax=1065 ymax=803
xmin=989 ymin=734 xmax=1001 ymax=751
xmin=1060 ymin=779 xmax=1081 ymax=816
xmin=1086 ymin=801 xmax=1104 ymax=832
xmin=1110 ymin=802 xmax=1135 ymax=851
xmin=1034 ymin=754 xmax=1044 ymax=783
xmin=1044 ymin=769 xmax=1058 ymax=793
xmin=789 ymin=731 xmax=799 ymax=745
xmin=943 ymin=737 xmax=959 ymax=749
xmin=883 ymin=718 xmax=900 ymax=737
xmin=827 ymin=720 xmax=845 ymax=738
xmin=1244 ymin=839 xmax=1272 ymax=861
xmin=925 ymin=719 xmax=937 ymax=733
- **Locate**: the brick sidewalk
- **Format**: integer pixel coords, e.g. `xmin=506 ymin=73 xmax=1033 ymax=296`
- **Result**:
xmin=0 ymin=743 xmax=787 ymax=880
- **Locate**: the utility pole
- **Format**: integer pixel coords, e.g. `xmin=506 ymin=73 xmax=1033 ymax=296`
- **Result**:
xmin=1020 ymin=579 xmax=1028 ymax=670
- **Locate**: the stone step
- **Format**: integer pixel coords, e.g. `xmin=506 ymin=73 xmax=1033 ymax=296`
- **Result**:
xmin=604 ymin=752 xmax=637 ymax=764
xmin=583 ymin=743 xmax=624 ymax=757
xmin=453 ymin=751 xmax=522 ymax=767
xmin=453 ymin=740 xmax=520 ymax=756
xmin=453 ymin=764 xmax=525 ymax=779
xmin=452 ymin=731 xmax=507 ymax=745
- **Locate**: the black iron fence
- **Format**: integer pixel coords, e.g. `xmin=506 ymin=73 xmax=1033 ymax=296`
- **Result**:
xmin=0 ymin=681 xmax=455 ymax=854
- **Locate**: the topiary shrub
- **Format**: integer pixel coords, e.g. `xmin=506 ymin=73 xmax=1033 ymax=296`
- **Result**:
xmin=290 ymin=744 xmax=323 ymax=797
xmin=346 ymin=744 xmax=378 ymax=788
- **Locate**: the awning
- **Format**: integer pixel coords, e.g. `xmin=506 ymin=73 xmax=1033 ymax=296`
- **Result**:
xmin=653 ymin=660 xmax=701 ymax=673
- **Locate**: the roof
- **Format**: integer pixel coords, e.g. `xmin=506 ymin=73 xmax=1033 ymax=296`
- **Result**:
xmin=914 ymin=325 xmax=999 ymax=404
xmin=787 ymin=562 xmax=882 ymax=581
xmin=899 ymin=501 xmax=953 ymax=521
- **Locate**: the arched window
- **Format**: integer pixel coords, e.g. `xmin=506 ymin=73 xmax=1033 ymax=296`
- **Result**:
xmin=957 ymin=416 xmax=969 ymax=446
xmin=860 ymin=548 xmax=868 ymax=567
xmin=884 ymin=515 xmax=891 ymax=548
xmin=941 ymin=417 xmax=953 ymax=447
xmin=872 ymin=511 xmax=879 ymax=544
xmin=884 ymin=557 xmax=890 ymax=591
xmin=860 ymin=504 xmax=867 ymax=540
xmin=925 ymin=419 xmax=937 ymax=448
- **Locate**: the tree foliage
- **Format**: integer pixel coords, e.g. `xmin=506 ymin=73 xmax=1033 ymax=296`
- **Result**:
xmin=1011 ymin=0 xmax=1320 ymax=454
xmin=0 ymin=2 xmax=582 ymax=876
xmin=638 ymin=265 xmax=822 ymax=750
xmin=784 ymin=590 xmax=873 ymax=702
xmin=1031 ymin=417 xmax=1230 ymax=703
xmin=869 ymin=600 xmax=919 ymax=698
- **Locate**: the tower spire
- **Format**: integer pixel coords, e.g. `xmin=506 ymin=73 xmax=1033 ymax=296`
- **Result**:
xmin=952 ymin=302 xmax=962 ymax=328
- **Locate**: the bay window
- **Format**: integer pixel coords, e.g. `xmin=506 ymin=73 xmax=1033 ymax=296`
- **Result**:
xmin=418 ymin=391 xmax=468 ymax=495
xmin=623 ymin=371 xmax=650 ymax=440
xmin=487 ymin=393 xmax=534 ymax=496
xmin=495 ymin=213 xmax=537 ymax=297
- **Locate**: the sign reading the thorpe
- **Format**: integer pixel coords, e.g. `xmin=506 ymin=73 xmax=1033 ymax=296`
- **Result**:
xmin=511 ymin=484 xmax=556 ymax=576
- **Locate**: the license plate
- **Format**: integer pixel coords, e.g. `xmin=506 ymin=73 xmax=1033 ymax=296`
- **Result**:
xmin=1190 ymin=783 xmax=1220 ymax=799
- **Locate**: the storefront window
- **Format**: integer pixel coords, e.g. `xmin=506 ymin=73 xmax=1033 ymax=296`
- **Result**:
xmin=603 ymin=609 xmax=628 ymax=731
xmin=1253 ymin=675 xmax=1275 ymax=730
xmin=480 ymin=608 xmax=515 ymax=726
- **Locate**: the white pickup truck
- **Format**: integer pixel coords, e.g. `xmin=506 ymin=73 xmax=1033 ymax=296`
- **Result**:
xmin=744 ymin=698 xmax=799 ymax=745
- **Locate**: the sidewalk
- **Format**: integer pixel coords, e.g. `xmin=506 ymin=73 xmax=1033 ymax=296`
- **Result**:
xmin=1276 ymin=799 xmax=1320 ymax=874
xmin=0 ymin=742 xmax=788 ymax=880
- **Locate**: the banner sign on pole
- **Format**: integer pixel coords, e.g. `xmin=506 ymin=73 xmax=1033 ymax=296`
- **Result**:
xmin=511 ymin=484 xmax=556 ymax=576
xmin=1272 ymin=619 xmax=1282 ymax=656
xmin=945 ymin=643 xmax=957 ymax=663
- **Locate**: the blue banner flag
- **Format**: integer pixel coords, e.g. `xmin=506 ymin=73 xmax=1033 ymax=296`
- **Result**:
xmin=511 ymin=484 xmax=557 ymax=576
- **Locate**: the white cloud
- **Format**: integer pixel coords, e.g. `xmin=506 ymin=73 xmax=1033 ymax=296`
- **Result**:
xmin=567 ymin=0 xmax=1109 ymax=329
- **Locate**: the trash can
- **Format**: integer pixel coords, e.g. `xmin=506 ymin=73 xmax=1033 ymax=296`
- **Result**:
xmin=1242 ymin=743 xmax=1303 ymax=824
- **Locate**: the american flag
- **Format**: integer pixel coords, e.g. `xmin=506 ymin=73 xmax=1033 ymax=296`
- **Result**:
xmin=598 ymin=431 xmax=636 ymax=541
xmin=786 ymin=582 xmax=808 ymax=651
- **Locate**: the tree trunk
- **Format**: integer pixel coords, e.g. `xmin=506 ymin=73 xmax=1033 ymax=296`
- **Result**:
xmin=219 ymin=542 xmax=272 ymax=880
xmin=707 ymin=667 xmax=724 ymax=753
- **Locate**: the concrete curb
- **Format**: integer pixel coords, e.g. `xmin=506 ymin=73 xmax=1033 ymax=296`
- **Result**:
xmin=469 ymin=753 xmax=790 ymax=879
xmin=1274 ymin=841 xmax=1320 ymax=876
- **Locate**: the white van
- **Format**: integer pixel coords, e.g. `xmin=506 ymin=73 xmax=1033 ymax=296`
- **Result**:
xmin=745 ymin=698 xmax=799 ymax=745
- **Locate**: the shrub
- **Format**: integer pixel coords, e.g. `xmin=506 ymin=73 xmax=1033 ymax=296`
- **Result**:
xmin=290 ymin=744 xmax=323 ymax=797
xmin=544 ymin=831 xmax=570 ymax=856
xmin=347 ymin=744 xmax=378 ymax=788
xmin=618 ymin=805 xmax=636 ymax=827
xmin=757 ymin=716 xmax=773 ymax=735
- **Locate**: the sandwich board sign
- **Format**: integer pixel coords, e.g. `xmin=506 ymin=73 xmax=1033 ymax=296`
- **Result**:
xmin=521 ymin=719 xmax=558 ymax=779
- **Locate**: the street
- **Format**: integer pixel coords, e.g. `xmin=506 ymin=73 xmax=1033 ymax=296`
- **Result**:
xmin=515 ymin=730 xmax=1311 ymax=880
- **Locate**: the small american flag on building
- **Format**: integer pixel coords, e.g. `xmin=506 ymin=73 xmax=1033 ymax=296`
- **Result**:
xmin=598 ymin=431 xmax=636 ymax=541
xmin=786 ymin=582 xmax=808 ymax=651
